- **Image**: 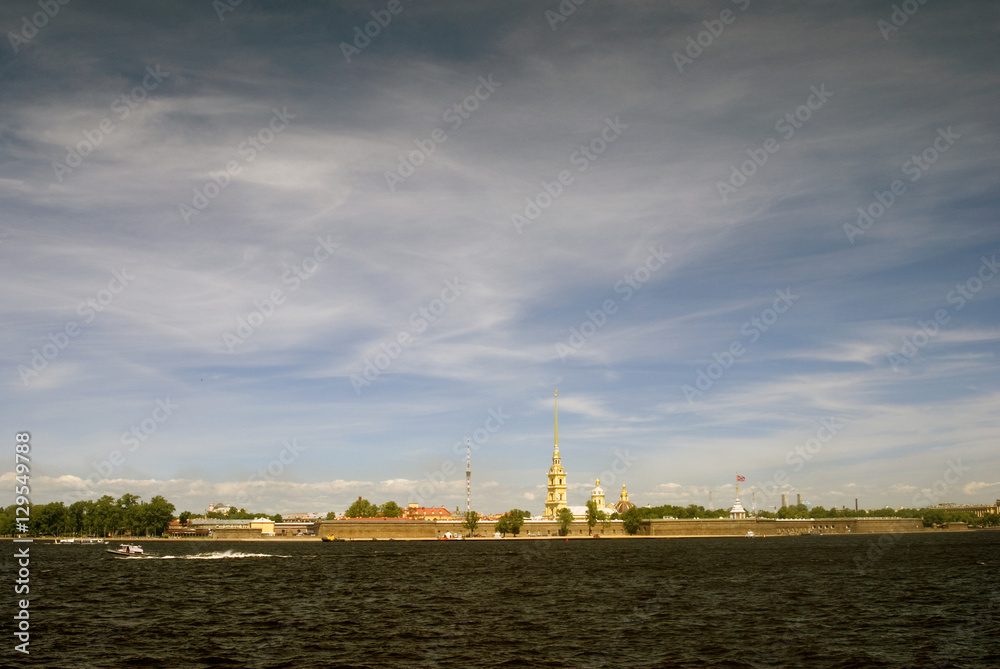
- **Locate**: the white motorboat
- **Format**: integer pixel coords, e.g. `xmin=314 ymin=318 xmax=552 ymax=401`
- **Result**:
xmin=107 ymin=544 xmax=147 ymax=557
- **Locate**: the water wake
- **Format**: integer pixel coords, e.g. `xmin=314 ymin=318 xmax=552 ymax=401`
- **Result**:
xmin=158 ymin=550 xmax=293 ymax=560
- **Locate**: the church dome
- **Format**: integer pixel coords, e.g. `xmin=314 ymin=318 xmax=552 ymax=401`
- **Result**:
xmin=614 ymin=483 xmax=635 ymax=514
xmin=614 ymin=499 xmax=635 ymax=514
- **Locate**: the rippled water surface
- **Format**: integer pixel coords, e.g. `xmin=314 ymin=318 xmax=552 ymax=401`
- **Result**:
xmin=11 ymin=531 xmax=1000 ymax=668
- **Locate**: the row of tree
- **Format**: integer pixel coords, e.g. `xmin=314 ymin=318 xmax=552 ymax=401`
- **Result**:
xmin=1 ymin=494 xmax=289 ymax=538
xmin=750 ymin=503 xmax=1000 ymax=527
xmin=336 ymin=498 xmax=404 ymax=518
xmin=1 ymin=494 xmax=176 ymax=537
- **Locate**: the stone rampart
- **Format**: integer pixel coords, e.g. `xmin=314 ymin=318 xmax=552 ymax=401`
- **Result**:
xmin=317 ymin=520 xmax=438 ymax=539
xmin=644 ymin=517 xmax=923 ymax=537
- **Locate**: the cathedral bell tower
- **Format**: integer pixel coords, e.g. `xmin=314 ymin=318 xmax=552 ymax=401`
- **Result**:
xmin=543 ymin=390 xmax=568 ymax=520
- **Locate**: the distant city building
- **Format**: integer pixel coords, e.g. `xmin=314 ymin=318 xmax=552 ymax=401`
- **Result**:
xmin=207 ymin=502 xmax=232 ymax=514
xmin=282 ymin=512 xmax=322 ymax=522
xmin=931 ymin=500 xmax=1000 ymax=518
xmin=405 ymin=503 xmax=456 ymax=520
xmin=188 ymin=517 xmax=275 ymax=535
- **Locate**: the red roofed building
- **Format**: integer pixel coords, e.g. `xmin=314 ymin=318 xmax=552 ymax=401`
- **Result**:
xmin=405 ymin=503 xmax=456 ymax=520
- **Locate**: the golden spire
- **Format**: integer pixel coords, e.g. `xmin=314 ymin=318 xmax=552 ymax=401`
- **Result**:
xmin=554 ymin=389 xmax=558 ymax=449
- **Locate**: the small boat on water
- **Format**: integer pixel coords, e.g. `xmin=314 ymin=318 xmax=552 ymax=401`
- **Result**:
xmin=321 ymin=535 xmax=345 ymax=542
xmin=56 ymin=537 xmax=107 ymax=545
xmin=107 ymin=544 xmax=147 ymax=557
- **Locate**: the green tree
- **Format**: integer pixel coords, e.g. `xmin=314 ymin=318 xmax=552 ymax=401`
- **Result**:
xmin=346 ymin=497 xmax=378 ymax=518
xmin=463 ymin=511 xmax=480 ymax=536
xmin=507 ymin=509 xmax=526 ymax=536
xmin=586 ymin=500 xmax=599 ymax=536
xmin=557 ymin=507 xmax=574 ymax=536
xmin=381 ymin=501 xmax=403 ymax=518
xmin=325 ymin=510 xmax=338 ymax=520
xmin=621 ymin=507 xmax=643 ymax=535
xmin=179 ymin=510 xmax=193 ymax=524
xmin=495 ymin=510 xmax=526 ymax=537
xmin=93 ymin=495 xmax=120 ymax=537
xmin=145 ymin=495 xmax=176 ymax=536
xmin=38 ymin=502 xmax=71 ymax=536
xmin=0 ymin=505 xmax=15 ymax=536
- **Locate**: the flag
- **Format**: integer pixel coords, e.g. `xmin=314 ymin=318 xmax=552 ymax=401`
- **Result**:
xmin=736 ymin=475 xmax=746 ymax=482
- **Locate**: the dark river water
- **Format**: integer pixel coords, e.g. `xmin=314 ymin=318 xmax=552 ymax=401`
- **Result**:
xmin=7 ymin=531 xmax=1000 ymax=668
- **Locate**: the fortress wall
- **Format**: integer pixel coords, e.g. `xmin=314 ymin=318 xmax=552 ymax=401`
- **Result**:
xmin=645 ymin=517 xmax=923 ymax=536
xmin=314 ymin=519 xmax=625 ymax=539
xmin=317 ymin=520 xmax=438 ymax=539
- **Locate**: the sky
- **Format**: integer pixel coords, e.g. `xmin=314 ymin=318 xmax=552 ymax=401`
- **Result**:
xmin=2 ymin=0 xmax=998 ymax=517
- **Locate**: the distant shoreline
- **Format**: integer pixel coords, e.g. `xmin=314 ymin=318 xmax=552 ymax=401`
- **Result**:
xmin=6 ymin=525 xmax=987 ymax=543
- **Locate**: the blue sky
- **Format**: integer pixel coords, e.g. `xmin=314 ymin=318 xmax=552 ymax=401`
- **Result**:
xmin=2 ymin=0 xmax=998 ymax=516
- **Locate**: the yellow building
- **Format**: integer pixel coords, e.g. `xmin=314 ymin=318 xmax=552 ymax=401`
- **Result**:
xmin=590 ymin=479 xmax=617 ymax=516
xmin=250 ymin=517 xmax=276 ymax=535
xmin=543 ymin=390 xmax=568 ymax=520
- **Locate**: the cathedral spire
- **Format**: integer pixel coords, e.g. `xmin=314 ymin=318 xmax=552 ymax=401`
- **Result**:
xmin=552 ymin=389 xmax=561 ymax=465
xmin=543 ymin=389 xmax=567 ymax=519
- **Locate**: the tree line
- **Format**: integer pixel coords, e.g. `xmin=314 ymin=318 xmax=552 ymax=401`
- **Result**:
xmin=2 ymin=494 xmax=175 ymax=538
xmin=1 ymin=494 xmax=288 ymax=538
xmin=615 ymin=503 xmax=1000 ymax=532
xmin=334 ymin=498 xmax=405 ymax=518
